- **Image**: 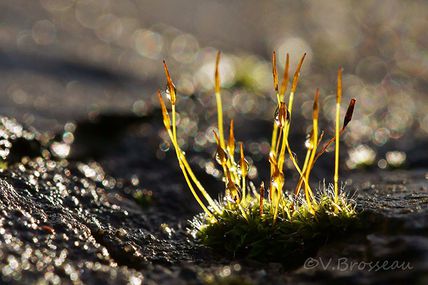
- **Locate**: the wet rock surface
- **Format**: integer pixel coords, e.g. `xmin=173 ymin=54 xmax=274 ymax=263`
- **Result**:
xmin=1 ymin=1 xmax=428 ymax=283
xmin=0 ymin=115 xmax=427 ymax=284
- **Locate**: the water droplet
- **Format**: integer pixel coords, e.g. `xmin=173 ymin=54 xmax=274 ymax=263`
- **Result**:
xmin=164 ymin=84 xmax=177 ymax=102
xmin=164 ymin=86 xmax=171 ymax=101
xmin=274 ymin=106 xmax=280 ymax=126
xmin=274 ymin=103 xmax=288 ymax=127
xmin=159 ymin=141 xmax=170 ymax=152
xmin=304 ymin=138 xmax=313 ymax=149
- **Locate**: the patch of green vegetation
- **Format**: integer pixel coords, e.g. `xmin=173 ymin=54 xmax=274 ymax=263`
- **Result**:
xmin=133 ymin=189 xmax=153 ymax=208
xmin=0 ymin=160 xmax=8 ymax=171
xmin=158 ymin=51 xmax=358 ymax=262
xmin=192 ymin=186 xmax=356 ymax=262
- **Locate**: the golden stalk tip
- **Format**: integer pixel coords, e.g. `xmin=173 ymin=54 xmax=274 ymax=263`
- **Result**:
xmin=162 ymin=60 xmax=176 ymax=105
xmin=228 ymin=120 xmax=235 ymax=155
xmin=215 ymin=51 xmax=221 ymax=94
xmin=291 ymin=53 xmax=306 ymax=93
xmin=313 ymin=88 xmax=320 ymax=120
xmin=272 ymin=51 xmax=279 ymax=92
xmin=157 ymin=90 xmax=171 ymax=130
xmin=279 ymin=53 xmax=290 ymax=99
xmin=336 ymin=67 xmax=343 ymax=103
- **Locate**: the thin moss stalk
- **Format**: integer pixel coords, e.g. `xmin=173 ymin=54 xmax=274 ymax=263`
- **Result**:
xmin=158 ymin=51 xmax=358 ymax=261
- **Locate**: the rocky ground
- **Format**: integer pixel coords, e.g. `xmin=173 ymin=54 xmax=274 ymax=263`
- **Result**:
xmin=0 ymin=114 xmax=427 ymax=285
xmin=1 ymin=1 xmax=428 ymax=284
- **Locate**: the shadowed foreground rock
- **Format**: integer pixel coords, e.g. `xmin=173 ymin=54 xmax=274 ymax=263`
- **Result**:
xmin=0 ymin=116 xmax=427 ymax=284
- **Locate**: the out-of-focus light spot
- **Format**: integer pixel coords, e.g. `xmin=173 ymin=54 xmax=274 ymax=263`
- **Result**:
xmin=385 ymin=109 xmax=412 ymax=137
xmin=248 ymin=59 xmax=271 ymax=92
xmin=0 ymin=140 xmax=12 ymax=159
xmin=232 ymin=91 xmax=255 ymax=114
xmin=248 ymin=166 xmax=257 ymax=179
xmin=32 ymin=20 xmax=56 ymax=45
xmin=205 ymin=161 xmax=221 ymax=178
xmin=9 ymin=87 xmax=28 ymax=105
xmin=130 ymin=175 xmax=139 ymax=186
xmin=134 ymin=29 xmax=164 ymax=59
xmin=346 ymin=120 xmax=374 ymax=144
xmin=301 ymin=100 xmax=313 ymax=120
xmin=177 ymin=74 xmax=195 ymax=95
xmin=95 ymin=14 xmax=123 ymax=43
xmin=205 ymin=126 xmax=218 ymax=144
xmin=356 ymin=57 xmax=387 ymax=83
xmin=275 ymin=37 xmax=312 ymax=73
xmin=129 ymin=276 xmax=142 ymax=285
xmin=378 ymin=159 xmax=387 ymax=169
xmin=23 ymin=114 xmax=35 ymax=126
xmin=171 ymin=34 xmax=199 ymax=63
xmin=194 ymin=132 xmax=208 ymax=147
xmin=219 ymin=266 xmax=231 ymax=278
xmin=386 ymin=151 xmax=406 ymax=168
xmin=64 ymin=122 xmax=76 ymax=133
xmin=233 ymin=263 xmax=241 ymax=271
xmin=259 ymin=141 xmax=270 ymax=155
xmin=75 ymin=0 xmax=109 ymax=29
xmin=132 ymin=100 xmax=148 ymax=116
xmin=62 ymin=132 xmax=74 ymax=144
xmin=232 ymin=55 xmax=272 ymax=92
xmin=50 ymin=142 xmax=70 ymax=158
xmin=373 ymin=128 xmax=390 ymax=146
xmin=346 ymin=144 xmax=376 ymax=169
xmin=77 ymin=162 xmax=105 ymax=181
xmin=196 ymin=54 xmax=235 ymax=90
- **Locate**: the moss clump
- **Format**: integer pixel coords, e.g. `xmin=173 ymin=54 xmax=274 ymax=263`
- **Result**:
xmin=191 ymin=186 xmax=356 ymax=262
xmin=158 ymin=51 xmax=358 ymax=262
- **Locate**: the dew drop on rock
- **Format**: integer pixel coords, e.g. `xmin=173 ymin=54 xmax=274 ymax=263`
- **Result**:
xmin=159 ymin=141 xmax=170 ymax=152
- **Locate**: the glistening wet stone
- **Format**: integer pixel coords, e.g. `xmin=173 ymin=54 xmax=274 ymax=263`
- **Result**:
xmin=1 ymin=116 xmax=428 ymax=284
xmin=0 ymin=116 xmax=202 ymax=284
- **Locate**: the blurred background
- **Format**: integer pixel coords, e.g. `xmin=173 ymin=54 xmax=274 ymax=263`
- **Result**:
xmin=0 ymin=0 xmax=427 ymax=172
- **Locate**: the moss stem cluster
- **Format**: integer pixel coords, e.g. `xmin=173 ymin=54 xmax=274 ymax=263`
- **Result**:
xmin=158 ymin=51 xmax=358 ymax=260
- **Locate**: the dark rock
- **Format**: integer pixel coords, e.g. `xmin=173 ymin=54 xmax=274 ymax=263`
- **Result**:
xmin=1 ymin=115 xmax=428 ymax=284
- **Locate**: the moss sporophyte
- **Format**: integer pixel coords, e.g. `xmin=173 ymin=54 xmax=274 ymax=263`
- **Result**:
xmin=158 ymin=51 xmax=358 ymax=262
